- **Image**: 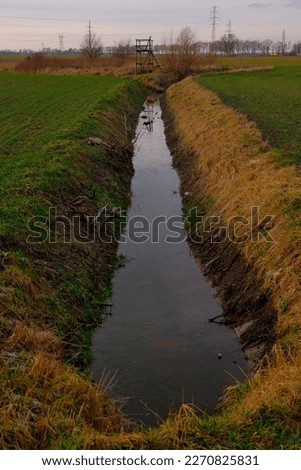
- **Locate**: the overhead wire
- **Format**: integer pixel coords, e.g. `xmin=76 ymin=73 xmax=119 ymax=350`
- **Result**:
xmin=0 ymin=11 xmax=209 ymax=48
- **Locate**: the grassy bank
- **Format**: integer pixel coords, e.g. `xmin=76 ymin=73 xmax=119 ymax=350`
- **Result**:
xmin=160 ymin=77 xmax=301 ymax=449
xmin=0 ymin=72 xmax=146 ymax=448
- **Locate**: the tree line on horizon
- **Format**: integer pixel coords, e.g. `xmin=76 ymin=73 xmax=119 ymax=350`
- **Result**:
xmin=1 ymin=26 xmax=301 ymax=58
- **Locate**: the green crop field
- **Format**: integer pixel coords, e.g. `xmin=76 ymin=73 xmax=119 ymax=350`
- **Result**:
xmin=218 ymin=55 xmax=301 ymax=68
xmin=0 ymin=72 xmax=133 ymax=236
xmin=196 ymin=66 xmax=301 ymax=165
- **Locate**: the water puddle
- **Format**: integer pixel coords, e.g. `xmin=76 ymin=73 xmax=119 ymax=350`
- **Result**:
xmin=91 ymin=100 xmax=249 ymax=426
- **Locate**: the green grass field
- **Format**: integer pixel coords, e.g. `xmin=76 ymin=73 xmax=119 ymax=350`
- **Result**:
xmin=0 ymin=73 xmax=135 ymax=236
xmin=196 ymin=66 xmax=301 ymax=165
xmin=218 ymin=55 xmax=301 ymax=68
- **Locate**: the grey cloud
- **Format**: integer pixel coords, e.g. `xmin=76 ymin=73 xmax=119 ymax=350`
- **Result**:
xmin=286 ymin=0 xmax=301 ymax=8
xmin=248 ymin=2 xmax=272 ymax=7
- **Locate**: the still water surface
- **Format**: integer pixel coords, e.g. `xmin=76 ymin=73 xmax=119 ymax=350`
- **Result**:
xmin=92 ymin=101 xmax=248 ymax=425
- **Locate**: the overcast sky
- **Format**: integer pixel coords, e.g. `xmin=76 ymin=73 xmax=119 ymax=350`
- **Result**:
xmin=0 ymin=0 xmax=300 ymax=50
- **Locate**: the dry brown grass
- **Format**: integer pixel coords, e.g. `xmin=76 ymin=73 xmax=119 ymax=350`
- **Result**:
xmin=0 ymin=250 xmax=130 ymax=449
xmin=7 ymin=322 xmax=61 ymax=358
xmin=3 ymin=265 xmax=37 ymax=300
xmin=0 ymin=57 xmax=23 ymax=72
xmin=0 ymin=257 xmax=123 ymax=448
xmin=3 ymin=53 xmax=217 ymax=79
xmin=225 ymin=66 xmax=274 ymax=73
xmin=14 ymin=54 xmax=136 ymax=76
xmin=0 ymin=348 xmax=124 ymax=449
xmin=224 ymin=346 xmax=301 ymax=420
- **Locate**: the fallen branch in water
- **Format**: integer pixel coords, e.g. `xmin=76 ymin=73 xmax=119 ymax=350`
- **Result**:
xmin=208 ymin=314 xmax=225 ymax=324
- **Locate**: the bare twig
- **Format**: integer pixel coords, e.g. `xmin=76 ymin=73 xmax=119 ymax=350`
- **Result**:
xmin=208 ymin=314 xmax=225 ymax=324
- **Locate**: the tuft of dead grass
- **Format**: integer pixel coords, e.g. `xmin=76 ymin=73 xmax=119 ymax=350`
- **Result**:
xmin=3 ymin=265 xmax=37 ymax=300
xmin=0 ymin=349 xmax=124 ymax=449
xmin=7 ymin=322 xmax=61 ymax=358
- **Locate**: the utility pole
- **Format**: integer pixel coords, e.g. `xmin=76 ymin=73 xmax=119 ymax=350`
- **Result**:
xmin=226 ymin=20 xmax=233 ymax=38
xmin=59 ymin=33 xmax=64 ymax=52
xmin=88 ymin=21 xmax=92 ymax=50
xmin=210 ymin=6 xmax=219 ymax=44
xmin=282 ymin=28 xmax=286 ymax=55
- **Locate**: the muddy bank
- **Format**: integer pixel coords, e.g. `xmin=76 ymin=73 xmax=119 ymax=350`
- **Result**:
xmin=161 ymin=77 xmax=301 ymax=369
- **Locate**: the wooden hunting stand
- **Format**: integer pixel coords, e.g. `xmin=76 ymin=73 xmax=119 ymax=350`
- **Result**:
xmin=135 ymin=37 xmax=160 ymax=74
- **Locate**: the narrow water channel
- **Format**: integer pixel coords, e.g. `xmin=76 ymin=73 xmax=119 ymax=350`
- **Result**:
xmin=92 ymin=100 xmax=249 ymax=426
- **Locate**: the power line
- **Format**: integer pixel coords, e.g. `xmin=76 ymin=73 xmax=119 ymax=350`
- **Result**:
xmin=0 ymin=23 xmax=83 ymax=29
xmin=0 ymin=14 xmax=209 ymax=26
xmin=0 ymin=10 xmax=213 ymax=49
xmin=0 ymin=14 xmax=84 ymax=23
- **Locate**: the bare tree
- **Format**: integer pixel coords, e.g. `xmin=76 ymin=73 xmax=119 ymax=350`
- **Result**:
xmin=293 ymin=41 xmax=301 ymax=55
xmin=219 ymin=34 xmax=237 ymax=56
xmin=274 ymin=41 xmax=283 ymax=55
xmin=209 ymin=40 xmax=221 ymax=55
xmin=251 ymin=40 xmax=261 ymax=55
xmin=198 ymin=41 xmax=210 ymax=55
xmin=112 ymin=39 xmax=132 ymax=58
xmin=81 ymin=33 xmax=103 ymax=59
xmin=261 ymin=39 xmax=274 ymax=56
xmin=162 ymin=27 xmax=199 ymax=80
xmin=177 ymin=26 xmax=199 ymax=55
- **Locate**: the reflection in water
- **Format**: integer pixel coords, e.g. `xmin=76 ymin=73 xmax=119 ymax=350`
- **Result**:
xmin=141 ymin=101 xmax=154 ymax=132
xmin=92 ymin=101 xmax=249 ymax=426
